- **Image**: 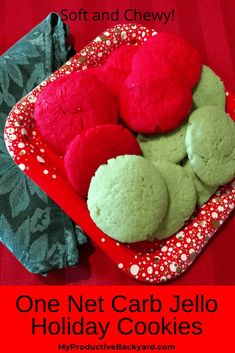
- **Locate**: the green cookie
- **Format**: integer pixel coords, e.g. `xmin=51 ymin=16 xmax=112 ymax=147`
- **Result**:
xmin=184 ymin=160 xmax=217 ymax=207
xmin=152 ymin=161 xmax=196 ymax=239
xmin=87 ymin=155 xmax=168 ymax=243
xmin=185 ymin=106 xmax=235 ymax=186
xmin=137 ymin=122 xmax=187 ymax=164
xmin=193 ymin=65 xmax=225 ymax=109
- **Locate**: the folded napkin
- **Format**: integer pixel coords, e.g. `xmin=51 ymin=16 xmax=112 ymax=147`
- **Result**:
xmin=0 ymin=13 xmax=87 ymax=274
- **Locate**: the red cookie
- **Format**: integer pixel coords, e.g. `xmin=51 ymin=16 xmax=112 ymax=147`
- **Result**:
xmin=104 ymin=45 xmax=138 ymax=74
xmin=34 ymin=71 xmax=118 ymax=155
xmin=64 ymin=124 xmax=141 ymax=198
xmin=91 ymin=46 xmax=138 ymax=97
xmin=119 ymin=67 xmax=192 ymax=134
xmin=91 ymin=66 xmax=126 ymax=97
xmin=132 ymin=32 xmax=201 ymax=88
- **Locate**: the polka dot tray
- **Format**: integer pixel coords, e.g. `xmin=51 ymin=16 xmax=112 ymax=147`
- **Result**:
xmin=4 ymin=24 xmax=235 ymax=284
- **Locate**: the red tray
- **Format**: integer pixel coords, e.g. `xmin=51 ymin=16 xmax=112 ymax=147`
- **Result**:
xmin=4 ymin=24 xmax=235 ymax=284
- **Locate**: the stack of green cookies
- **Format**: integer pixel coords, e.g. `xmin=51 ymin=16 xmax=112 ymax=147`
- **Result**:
xmin=87 ymin=66 xmax=235 ymax=243
xmin=138 ymin=65 xmax=235 ymax=208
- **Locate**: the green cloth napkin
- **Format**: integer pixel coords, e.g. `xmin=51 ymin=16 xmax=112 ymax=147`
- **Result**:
xmin=0 ymin=13 xmax=87 ymax=274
